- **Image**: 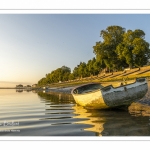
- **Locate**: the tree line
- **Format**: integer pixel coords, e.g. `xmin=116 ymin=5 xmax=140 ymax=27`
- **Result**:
xmin=38 ymin=25 xmax=150 ymax=86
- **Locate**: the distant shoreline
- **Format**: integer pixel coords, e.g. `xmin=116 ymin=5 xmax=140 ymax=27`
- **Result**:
xmin=0 ymin=87 xmax=32 ymax=89
xmin=0 ymin=87 xmax=16 ymax=89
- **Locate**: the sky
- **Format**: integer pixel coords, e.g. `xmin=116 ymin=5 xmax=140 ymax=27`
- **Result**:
xmin=1 ymin=14 xmax=150 ymax=87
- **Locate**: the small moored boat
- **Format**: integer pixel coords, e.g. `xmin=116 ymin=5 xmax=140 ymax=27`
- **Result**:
xmin=71 ymin=78 xmax=148 ymax=109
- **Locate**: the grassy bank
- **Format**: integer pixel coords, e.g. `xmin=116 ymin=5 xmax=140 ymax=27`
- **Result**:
xmin=38 ymin=66 xmax=150 ymax=89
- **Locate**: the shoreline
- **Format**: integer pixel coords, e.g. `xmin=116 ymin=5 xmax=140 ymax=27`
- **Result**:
xmin=43 ymin=80 xmax=150 ymax=107
xmin=39 ymin=86 xmax=75 ymax=94
xmin=1 ymin=81 xmax=150 ymax=108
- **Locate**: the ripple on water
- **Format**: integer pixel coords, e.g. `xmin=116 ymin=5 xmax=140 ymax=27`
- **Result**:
xmin=1 ymin=86 xmax=150 ymax=136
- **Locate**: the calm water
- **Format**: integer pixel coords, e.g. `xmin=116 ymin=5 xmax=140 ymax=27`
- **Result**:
xmin=0 ymin=82 xmax=150 ymax=136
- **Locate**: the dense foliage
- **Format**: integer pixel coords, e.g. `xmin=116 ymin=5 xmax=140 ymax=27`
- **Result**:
xmin=38 ymin=25 xmax=150 ymax=86
xmin=93 ymin=26 xmax=150 ymax=71
xmin=38 ymin=66 xmax=71 ymax=85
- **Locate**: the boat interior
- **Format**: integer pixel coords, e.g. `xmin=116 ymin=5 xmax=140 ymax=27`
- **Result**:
xmin=72 ymin=78 xmax=146 ymax=94
xmin=72 ymin=83 xmax=103 ymax=94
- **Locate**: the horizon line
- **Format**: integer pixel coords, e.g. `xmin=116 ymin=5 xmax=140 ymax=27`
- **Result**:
xmin=0 ymin=81 xmax=34 ymax=84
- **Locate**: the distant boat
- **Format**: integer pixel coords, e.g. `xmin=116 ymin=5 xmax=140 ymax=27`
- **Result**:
xmin=71 ymin=78 xmax=148 ymax=109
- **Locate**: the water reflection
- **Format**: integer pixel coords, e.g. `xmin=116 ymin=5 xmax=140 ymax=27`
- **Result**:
xmin=73 ymin=105 xmax=150 ymax=136
xmin=37 ymin=91 xmax=150 ymax=136
xmin=16 ymin=89 xmax=23 ymax=92
xmin=37 ymin=92 xmax=78 ymax=126
xmin=129 ymin=102 xmax=150 ymax=117
xmin=16 ymin=89 xmax=32 ymax=92
xmin=37 ymin=91 xmax=75 ymax=104
xmin=72 ymin=105 xmax=105 ymax=136
xmin=129 ymin=80 xmax=150 ymax=117
xmin=2 ymin=88 xmax=150 ymax=136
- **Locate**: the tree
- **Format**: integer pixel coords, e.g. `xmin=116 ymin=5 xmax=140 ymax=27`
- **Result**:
xmin=93 ymin=25 xmax=125 ymax=72
xmin=37 ymin=25 xmax=150 ymax=85
xmin=78 ymin=62 xmax=87 ymax=78
xmin=38 ymin=66 xmax=71 ymax=85
xmin=93 ymin=60 xmax=101 ymax=75
xmin=72 ymin=66 xmax=79 ymax=79
xmin=132 ymin=38 xmax=149 ymax=67
xmin=116 ymin=29 xmax=150 ymax=68
xmin=68 ymin=73 xmax=75 ymax=80
xmin=94 ymin=26 xmax=150 ymax=70
xmin=38 ymin=77 xmax=47 ymax=86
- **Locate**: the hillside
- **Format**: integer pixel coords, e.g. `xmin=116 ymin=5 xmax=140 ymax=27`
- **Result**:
xmin=42 ymin=66 xmax=150 ymax=88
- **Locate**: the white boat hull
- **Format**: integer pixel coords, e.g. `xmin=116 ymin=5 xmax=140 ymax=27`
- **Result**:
xmin=71 ymin=78 xmax=148 ymax=109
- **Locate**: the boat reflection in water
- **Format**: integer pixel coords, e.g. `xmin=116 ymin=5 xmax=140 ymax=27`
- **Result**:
xmin=72 ymin=103 xmax=150 ymax=136
xmin=72 ymin=105 xmax=105 ymax=136
xmin=37 ymin=89 xmax=150 ymax=136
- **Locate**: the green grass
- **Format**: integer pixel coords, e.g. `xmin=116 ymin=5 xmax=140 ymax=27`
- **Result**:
xmin=39 ymin=66 xmax=150 ymax=89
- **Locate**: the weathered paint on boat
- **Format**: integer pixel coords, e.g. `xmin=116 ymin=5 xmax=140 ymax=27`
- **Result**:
xmin=71 ymin=78 xmax=148 ymax=109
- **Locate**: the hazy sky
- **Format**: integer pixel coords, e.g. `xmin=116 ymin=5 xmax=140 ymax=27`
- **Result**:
xmin=0 ymin=14 xmax=150 ymax=87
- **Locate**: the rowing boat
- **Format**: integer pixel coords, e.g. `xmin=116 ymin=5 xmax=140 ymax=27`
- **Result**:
xmin=71 ymin=78 xmax=148 ymax=109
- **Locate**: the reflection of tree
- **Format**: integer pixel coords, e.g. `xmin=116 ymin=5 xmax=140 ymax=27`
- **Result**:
xmin=24 ymin=89 xmax=32 ymax=92
xmin=16 ymin=89 xmax=32 ymax=92
xmin=37 ymin=92 xmax=75 ymax=104
xmin=26 ymin=90 xmax=31 ymax=92
xmin=37 ymin=92 xmax=77 ymax=127
xmin=16 ymin=89 xmax=23 ymax=92
xmin=72 ymin=105 xmax=150 ymax=136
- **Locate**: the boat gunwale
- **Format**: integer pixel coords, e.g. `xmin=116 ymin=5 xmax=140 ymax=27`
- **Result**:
xmin=71 ymin=77 xmax=147 ymax=95
xmin=71 ymin=82 xmax=103 ymax=95
xmin=101 ymin=77 xmax=147 ymax=91
xmin=72 ymin=89 xmax=101 ymax=96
